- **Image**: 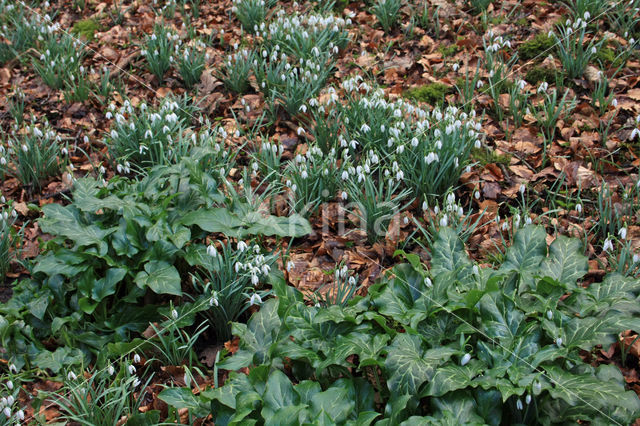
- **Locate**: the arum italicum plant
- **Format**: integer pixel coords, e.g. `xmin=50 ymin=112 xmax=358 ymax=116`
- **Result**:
xmin=551 ymin=16 xmax=606 ymax=79
xmin=190 ymin=240 xmax=275 ymax=342
xmin=0 ymin=120 xmax=69 ymax=192
xmin=142 ymin=24 xmax=179 ymax=83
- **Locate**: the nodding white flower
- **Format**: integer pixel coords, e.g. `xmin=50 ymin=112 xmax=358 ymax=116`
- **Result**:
xmin=439 ymin=215 xmax=448 ymax=227
xmin=67 ymin=371 xmax=77 ymax=381
xmin=21 ymin=144 xmax=28 ymax=153
xmin=133 ymin=378 xmax=141 ymax=388
xmin=6 ymin=381 xmax=12 ymax=390
xmin=411 ymin=137 xmax=419 ymax=147
xmin=576 ymin=203 xmax=582 ymax=213
xmin=251 ymin=274 xmax=259 ymax=285
xmin=297 ymin=127 xmax=305 ymax=135
xmin=603 ymin=238 xmax=614 ymax=252
xmin=612 ymin=98 xmax=617 ymax=108
xmin=285 ymin=260 xmax=296 ymax=272
xmin=556 ymin=337 xmax=563 ymax=347
xmin=299 ymin=104 xmax=307 ymax=113
xmin=171 ymin=309 xmax=178 ymax=320
xmin=0 ymin=158 xmax=5 ymax=166
xmin=108 ymin=365 xmax=115 ymax=376
xmin=210 ymin=293 xmax=219 ymax=307
xmin=633 ymin=253 xmax=639 ymax=264
xmin=8 ymin=364 xmax=17 ymax=374
xmin=207 ymin=244 xmax=218 ymax=257
xmin=525 ymin=394 xmax=532 ymax=405
xmin=341 ymin=171 xmax=349 ymax=180
xmin=2 ymin=407 xmax=9 ymax=418
xmin=473 ymin=265 xmax=479 ymax=275
xmin=422 ymin=201 xmax=429 ymax=211
xmin=424 ymin=277 xmax=433 ymax=288
xmin=516 ymin=399 xmax=523 ymax=410
xmin=16 ymin=409 xmax=24 ymax=420
xmin=619 ymin=227 xmax=627 ymax=240
xmin=537 ymin=82 xmax=549 ymax=93
xmin=583 ymin=11 xmax=590 ymax=20
xmin=110 ymin=130 xmax=118 ymax=139
xmin=452 ymin=63 xmax=459 ymax=71
xmin=519 ymin=184 xmax=525 ymax=194
xmin=237 ymin=241 xmax=248 ymax=252
xmin=360 ymin=123 xmax=370 ymax=133
xmin=128 ymin=364 xmax=136 ymax=375
xmin=591 ymin=46 xmax=597 ymax=54
xmin=461 ymin=353 xmax=471 ymax=366
xmin=547 ymin=310 xmax=553 ymax=320
xmin=631 ymin=128 xmax=640 ymax=140
xmin=249 ymin=293 xmax=262 ymax=306
xmin=341 ymin=191 xmax=348 ymax=200
xmin=476 ymin=80 xmax=484 ymax=88
xmin=133 ymin=353 xmax=141 ymax=364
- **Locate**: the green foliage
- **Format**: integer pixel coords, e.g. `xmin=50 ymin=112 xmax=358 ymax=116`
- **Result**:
xmin=0 ymin=121 xmax=68 ymax=192
xmin=0 ymin=157 xmax=310 ymax=370
xmin=467 ymin=0 xmax=493 ymax=14
xmin=206 ymin=226 xmax=640 ymax=424
xmin=371 ymin=0 xmax=402 ymax=33
xmin=72 ymin=18 xmax=100 ymax=40
xmin=404 ymin=82 xmax=450 ymax=106
xmin=178 ymin=43 xmax=207 ymax=89
xmin=218 ymin=48 xmax=255 ymax=94
xmin=142 ymin=24 xmax=178 ymax=84
xmin=438 ymin=44 xmax=459 ymax=58
xmin=32 ymin=33 xmax=86 ymax=90
xmin=232 ymin=0 xmax=275 ymax=33
xmin=518 ymin=33 xmax=555 ymax=61
xmin=552 ymin=18 xmax=605 ymax=79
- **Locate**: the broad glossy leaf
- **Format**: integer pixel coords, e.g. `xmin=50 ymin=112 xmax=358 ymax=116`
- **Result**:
xmin=539 ymin=236 xmax=587 ymax=287
xmin=385 ymin=334 xmax=458 ymax=394
xmin=40 ymin=204 xmax=115 ymax=255
xmin=158 ymin=387 xmax=209 ymax=418
xmin=310 ymin=385 xmax=354 ymax=423
xmin=431 ymin=390 xmax=484 ymax=424
xmin=92 ymin=268 xmax=127 ymax=302
xmin=333 ymin=332 xmax=389 ymax=368
xmin=180 ymin=208 xmax=245 ymax=236
xmin=33 ymin=347 xmax=84 ymax=374
xmin=499 ymin=226 xmax=547 ymax=279
xmin=431 ymin=227 xmax=473 ymax=280
xmin=245 ymin=212 xmax=312 ymax=238
xmin=134 ymin=260 xmax=182 ymax=296
xmin=423 ymin=361 xmax=484 ymax=397
xmin=261 ymin=370 xmax=298 ymax=419
xmin=72 ymin=178 xmax=122 ymax=212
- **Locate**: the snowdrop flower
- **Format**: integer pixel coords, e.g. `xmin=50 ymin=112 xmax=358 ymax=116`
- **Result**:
xmin=420 ymin=276 xmax=432 ymax=289
xmin=238 ymin=241 xmax=248 ymax=252
xmin=537 ymin=82 xmax=549 ymax=93
xmin=633 ymin=253 xmax=640 ymax=263
xmin=476 ymin=80 xmax=484 ymax=88
xmin=439 ymin=215 xmax=448 ymax=227
xmin=8 ymin=364 xmax=17 ymax=374
xmin=128 ymin=364 xmax=136 ymax=374
xmin=603 ymin=238 xmax=614 ymax=252
xmin=631 ymin=128 xmax=640 ymax=140
xmin=21 ymin=144 xmax=28 ymax=153
xmin=619 ymin=227 xmax=627 ymax=240
xmin=556 ymin=337 xmax=563 ymax=347
xmin=534 ymin=381 xmax=542 ymax=394
xmin=249 ymin=293 xmax=262 ymax=306
xmin=516 ymin=399 xmax=523 ymax=410
xmin=519 ymin=184 xmax=525 ymax=194
xmin=16 ymin=410 xmax=24 ymax=420
xmin=547 ymin=310 xmax=553 ymax=320
xmin=67 ymin=371 xmax=77 ymax=380
xmin=461 ymin=353 xmax=471 ymax=366
xmin=576 ymin=203 xmax=582 ymax=213
xmin=2 ymin=407 xmax=9 ymax=418
xmin=473 ymin=265 xmax=479 ymax=275
xmin=133 ymin=353 xmax=141 ymax=363
xmin=171 ymin=309 xmax=179 ymax=319
xmin=6 ymin=381 xmax=12 ymax=390
xmin=341 ymin=191 xmax=348 ymax=200
xmin=108 ymin=365 xmax=115 ymax=376
xmin=297 ymin=127 xmax=305 ymax=135
xmin=207 ymin=244 xmax=218 ymax=257
xmin=341 ymin=171 xmax=349 ymax=180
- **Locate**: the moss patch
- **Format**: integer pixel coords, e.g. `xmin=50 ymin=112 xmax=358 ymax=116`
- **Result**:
xmin=438 ymin=44 xmax=460 ymax=58
xmin=72 ymin=19 xmax=100 ymax=41
xmin=518 ymin=33 xmax=555 ymax=61
xmin=404 ymin=82 xmax=450 ymax=105
xmin=472 ymin=147 xmax=511 ymax=167
xmin=525 ymin=66 xmax=562 ymax=85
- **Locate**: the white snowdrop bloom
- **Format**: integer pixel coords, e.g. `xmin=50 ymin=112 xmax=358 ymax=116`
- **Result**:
xmin=525 ymin=394 xmax=532 ymax=405
xmin=110 ymin=130 xmax=118 ymax=139
xmin=476 ymin=80 xmax=484 ymax=88
xmin=576 ymin=203 xmax=582 ymax=213
xmin=519 ymin=184 xmax=525 ymax=194
xmin=249 ymin=293 xmax=262 ymax=306
xmin=555 ymin=337 xmax=563 ymax=347
xmin=591 ymin=46 xmax=597 ymax=54
xmin=538 ymin=82 xmax=549 ymax=93
xmin=128 ymin=364 xmax=136 ymax=374
xmin=108 ymin=365 xmax=115 ymax=376
xmin=631 ymin=128 xmax=640 ymax=140
xmin=411 ymin=137 xmax=419 ymax=147
xmin=297 ymin=127 xmax=305 ymax=135
xmin=439 ymin=215 xmax=448 ymax=227
xmin=473 ymin=265 xmax=479 ymax=275
xmin=633 ymin=253 xmax=640 ymax=263
xmin=525 ymin=217 xmax=532 ymax=225
xmin=301 ymin=170 xmax=308 ymax=179
xmin=171 ymin=309 xmax=179 ymax=320
xmin=67 ymin=371 xmax=77 ymax=380
xmin=2 ymin=407 xmax=9 ymax=418
xmin=21 ymin=144 xmax=28 ymax=153
xmin=619 ymin=227 xmax=627 ymax=240
xmin=341 ymin=171 xmax=349 ymax=180
xmin=6 ymin=381 xmax=12 ymax=390
xmin=612 ymin=98 xmax=617 ymax=107
xmin=547 ymin=310 xmax=553 ymax=320
xmin=461 ymin=353 xmax=471 ymax=366
xmin=341 ymin=191 xmax=348 ymax=200
xmin=238 ymin=241 xmax=248 ymax=252
xmin=133 ymin=353 xmax=141 ymax=363
xmin=16 ymin=410 xmax=24 ymax=420
xmin=516 ymin=399 xmax=523 ymax=410
xmin=424 ymin=277 xmax=433 ymax=288
xmin=360 ymin=123 xmax=370 ymax=133
xmin=8 ymin=365 xmax=17 ymax=374
xmin=603 ymin=238 xmax=614 ymax=252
